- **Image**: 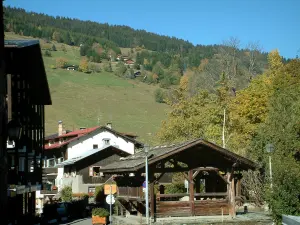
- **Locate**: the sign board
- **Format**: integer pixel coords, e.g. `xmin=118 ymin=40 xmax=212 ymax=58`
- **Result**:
xmin=184 ymin=179 xmax=189 ymax=189
xmin=104 ymin=184 xmax=117 ymax=195
xmin=106 ymin=194 xmax=115 ymax=205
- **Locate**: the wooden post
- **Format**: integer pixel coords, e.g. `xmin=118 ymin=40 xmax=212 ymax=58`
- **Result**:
xmin=227 ymin=172 xmax=236 ymax=218
xmin=189 ymin=169 xmax=195 ymax=216
xmin=231 ymin=177 xmax=236 ymax=217
xmin=150 ymin=181 xmax=155 ymax=220
xmin=236 ymin=179 xmax=241 ymax=197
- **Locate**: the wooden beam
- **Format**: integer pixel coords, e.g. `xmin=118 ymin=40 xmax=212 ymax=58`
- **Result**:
xmin=153 ymin=172 xmax=165 ymax=184
xmin=150 ymin=181 xmax=155 ymax=220
xmin=215 ymin=171 xmax=230 ymax=184
xmin=157 ymin=192 xmax=228 ymax=198
xmin=189 ymin=170 xmax=195 ymax=216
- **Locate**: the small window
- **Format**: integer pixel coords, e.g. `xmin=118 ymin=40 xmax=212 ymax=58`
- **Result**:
xmin=88 ymin=187 xmax=95 ymax=194
xmin=103 ymin=139 xmax=110 ymax=145
xmin=93 ymin=144 xmax=98 ymax=149
xmin=48 ymin=159 xmax=55 ymax=167
xmin=91 ymin=166 xmax=104 ymax=177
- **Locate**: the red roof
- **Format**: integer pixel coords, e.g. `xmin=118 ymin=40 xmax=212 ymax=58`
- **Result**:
xmin=44 ymin=126 xmax=100 ymax=150
xmin=44 ymin=125 xmax=143 ymax=150
xmin=59 ymin=126 xmax=100 ymax=138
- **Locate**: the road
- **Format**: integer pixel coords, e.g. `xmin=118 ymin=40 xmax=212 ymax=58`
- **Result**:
xmin=59 ymin=218 xmax=92 ymax=225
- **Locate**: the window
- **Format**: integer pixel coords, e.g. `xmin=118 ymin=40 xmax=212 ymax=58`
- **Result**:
xmin=103 ymin=138 xmax=110 ymax=145
xmin=93 ymin=144 xmax=98 ymax=149
xmin=89 ymin=166 xmax=104 ymax=177
xmin=88 ymin=187 xmax=95 ymax=194
xmin=19 ymin=157 xmax=25 ymax=172
xmin=48 ymin=159 xmax=55 ymax=167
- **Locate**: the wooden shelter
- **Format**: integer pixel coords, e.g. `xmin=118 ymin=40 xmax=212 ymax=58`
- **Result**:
xmin=100 ymin=138 xmax=257 ymax=219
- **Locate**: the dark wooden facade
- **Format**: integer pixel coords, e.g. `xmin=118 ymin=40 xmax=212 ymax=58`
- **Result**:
xmin=63 ymin=147 xmax=130 ymax=186
xmin=5 ymin=40 xmax=52 ymax=223
xmin=100 ymin=139 xmax=257 ymax=220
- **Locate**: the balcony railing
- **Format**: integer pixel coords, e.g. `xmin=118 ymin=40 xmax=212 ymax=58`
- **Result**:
xmin=117 ymin=186 xmax=144 ymax=199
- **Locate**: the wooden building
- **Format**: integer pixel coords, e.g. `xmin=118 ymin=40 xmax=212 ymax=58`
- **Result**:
xmin=5 ymin=40 xmax=52 ymax=224
xmin=100 ymin=138 xmax=257 ymax=220
xmin=56 ymin=146 xmax=130 ymax=195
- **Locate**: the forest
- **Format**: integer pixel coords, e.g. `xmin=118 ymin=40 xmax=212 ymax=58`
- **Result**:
xmin=4 ymin=6 xmax=270 ymax=91
xmin=157 ymin=51 xmax=300 ymax=223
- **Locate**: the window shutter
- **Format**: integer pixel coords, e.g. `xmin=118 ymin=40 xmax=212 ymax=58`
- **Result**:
xmin=89 ymin=167 xmax=93 ymax=176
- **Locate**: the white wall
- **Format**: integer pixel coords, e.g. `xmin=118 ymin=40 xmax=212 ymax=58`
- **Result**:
xmin=67 ymin=130 xmax=135 ymax=159
xmin=55 ymin=167 xmax=64 ymax=191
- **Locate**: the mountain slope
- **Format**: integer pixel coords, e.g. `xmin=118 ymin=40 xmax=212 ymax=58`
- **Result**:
xmin=5 ymin=32 xmax=169 ymax=142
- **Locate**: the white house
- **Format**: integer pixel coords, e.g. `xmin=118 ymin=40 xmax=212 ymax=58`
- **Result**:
xmin=42 ymin=121 xmax=143 ymax=192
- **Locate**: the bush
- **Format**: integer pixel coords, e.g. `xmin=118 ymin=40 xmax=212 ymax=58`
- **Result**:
xmin=52 ymin=44 xmax=57 ymax=51
xmin=44 ymin=50 xmax=52 ymax=57
xmin=56 ymin=57 xmax=68 ymax=68
xmin=50 ymin=64 xmax=56 ymax=69
xmin=104 ymin=62 xmax=113 ymax=72
xmin=154 ymin=88 xmax=166 ymax=103
xmin=61 ymin=186 xmax=72 ymax=202
xmin=92 ymin=207 xmax=109 ymax=217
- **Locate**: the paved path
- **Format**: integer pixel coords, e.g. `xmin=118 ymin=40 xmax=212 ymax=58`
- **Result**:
xmin=59 ymin=218 xmax=92 ymax=225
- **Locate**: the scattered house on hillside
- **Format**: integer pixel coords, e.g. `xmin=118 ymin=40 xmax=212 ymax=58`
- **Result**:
xmin=134 ymin=71 xmax=141 ymax=77
xmin=125 ymin=59 xmax=135 ymax=65
xmin=116 ymin=54 xmax=122 ymax=61
xmin=42 ymin=121 xmax=143 ymax=195
xmin=65 ymin=64 xmax=78 ymax=71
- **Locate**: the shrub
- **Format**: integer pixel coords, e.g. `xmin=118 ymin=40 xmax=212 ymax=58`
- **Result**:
xmin=56 ymin=57 xmax=68 ymax=68
xmin=52 ymin=44 xmax=57 ymax=51
xmin=104 ymin=62 xmax=113 ymax=72
xmin=50 ymin=65 xmax=56 ymax=69
xmin=44 ymin=50 xmax=52 ymax=57
xmin=61 ymin=186 xmax=72 ymax=202
xmin=154 ymin=88 xmax=166 ymax=103
xmin=92 ymin=207 xmax=109 ymax=217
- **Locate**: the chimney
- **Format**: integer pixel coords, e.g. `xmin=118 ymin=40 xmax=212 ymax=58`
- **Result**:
xmin=58 ymin=120 xmax=63 ymax=136
xmin=106 ymin=123 xmax=112 ymax=129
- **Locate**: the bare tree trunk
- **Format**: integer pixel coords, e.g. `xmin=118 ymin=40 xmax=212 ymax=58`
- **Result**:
xmin=247 ymin=41 xmax=262 ymax=79
xmin=222 ymin=108 xmax=226 ymax=148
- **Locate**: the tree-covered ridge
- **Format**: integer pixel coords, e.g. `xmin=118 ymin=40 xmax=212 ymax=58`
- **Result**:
xmin=4 ymin=6 xmax=193 ymax=52
xmin=4 ymin=6 xmax=269 ymax=91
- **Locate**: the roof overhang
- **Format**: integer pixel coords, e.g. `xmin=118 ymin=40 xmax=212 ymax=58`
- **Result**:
xmin=100 ymin=139 xmax=258 ymax=174
xmin=5 ymin=39 xmax=52 ymax=105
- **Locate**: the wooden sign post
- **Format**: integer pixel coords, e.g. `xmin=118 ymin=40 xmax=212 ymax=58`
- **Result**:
xmin=104 ymin=184 xmax=117 ymax=195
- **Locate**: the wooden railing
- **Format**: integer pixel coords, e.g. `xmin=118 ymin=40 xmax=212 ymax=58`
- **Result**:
xmin=117 ymin=186 xmax=144 ymax=199
xmin=157 ymin=192 xmax=228 ymax=201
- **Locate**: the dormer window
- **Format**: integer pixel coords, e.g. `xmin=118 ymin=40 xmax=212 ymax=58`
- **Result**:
xmin=103 ymin=138 xmax=110 ymax=145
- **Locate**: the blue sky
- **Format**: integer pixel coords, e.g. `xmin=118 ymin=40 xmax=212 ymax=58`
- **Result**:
xmin=4 ymin=0 xmax=300 ymax=58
